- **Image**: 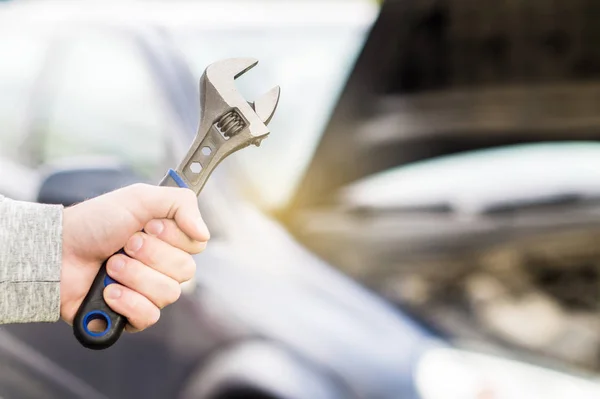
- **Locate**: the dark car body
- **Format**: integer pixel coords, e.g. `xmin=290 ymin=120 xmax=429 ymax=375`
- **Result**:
xmin=286 ymin=0 xmax=600 ymax=377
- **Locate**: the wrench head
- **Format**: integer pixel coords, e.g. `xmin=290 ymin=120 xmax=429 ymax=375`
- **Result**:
xmin=203 ymin=57 xmax=280 ymax=135
xmin=175 ymin=57 xmax=281 ymax=194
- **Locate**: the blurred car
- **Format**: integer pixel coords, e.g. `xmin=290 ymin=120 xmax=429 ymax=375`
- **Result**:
xmin=1 ymin=2 xmax=600 ymax=399
xmin=284 ymin=0 xmax=600 ymax=395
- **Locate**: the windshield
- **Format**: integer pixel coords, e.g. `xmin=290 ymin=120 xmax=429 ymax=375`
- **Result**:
xmin=173 ymin=22 xmax=373 ymax=210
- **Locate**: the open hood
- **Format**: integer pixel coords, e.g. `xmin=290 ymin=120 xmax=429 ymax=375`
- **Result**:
xmin=289 ymin=0 xmax=600 ymax=211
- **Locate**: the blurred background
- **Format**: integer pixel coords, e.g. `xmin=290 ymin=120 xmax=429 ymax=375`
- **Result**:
xmin=0 ymin=0 xmax=599 ymax=398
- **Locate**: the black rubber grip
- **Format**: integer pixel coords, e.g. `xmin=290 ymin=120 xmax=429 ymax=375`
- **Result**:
xmin=73 ymin=170 xmax=184 ymax=350
xmin=73 ymin=251 xmax=128 ymax=350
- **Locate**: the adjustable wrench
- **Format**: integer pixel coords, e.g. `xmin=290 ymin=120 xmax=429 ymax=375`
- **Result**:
xmin=73 ymin=58 xmax=281 ymax=350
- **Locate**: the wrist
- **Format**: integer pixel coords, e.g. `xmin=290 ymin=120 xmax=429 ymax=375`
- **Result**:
xmin=60 ymin=207 xmax=83 ymax=323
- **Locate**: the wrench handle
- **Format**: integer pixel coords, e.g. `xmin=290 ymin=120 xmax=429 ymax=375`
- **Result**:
xmin=73 ymin=170 xmax=187 ymax=350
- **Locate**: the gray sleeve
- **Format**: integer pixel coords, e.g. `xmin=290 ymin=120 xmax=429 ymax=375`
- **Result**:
xmin=0 ymin=195 xmax=63 ymax=324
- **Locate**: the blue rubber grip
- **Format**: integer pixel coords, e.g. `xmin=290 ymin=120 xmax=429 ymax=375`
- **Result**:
xmin=104 ymin=276 xmax=117 ymax=286
xmin=73 ymin=258 xmax=127 ymax=350
xmin=72 ymin=169 xmax=188 ymax=350
xmin=83 ymin=311 xmax=112 ymax=337
xmin=167 ymin=169 xmax=188 ymax=188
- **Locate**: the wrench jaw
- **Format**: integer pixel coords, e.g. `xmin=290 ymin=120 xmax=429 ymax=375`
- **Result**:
xmin=175 ymin=58 xmax=281 ymax=195
xmin=249 ymin=85 xmax=281 ymax=127
xmin=206 ymin=57 xmax=259 ymax=82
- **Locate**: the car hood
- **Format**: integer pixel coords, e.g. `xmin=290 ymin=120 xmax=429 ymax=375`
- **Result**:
xmin=288 ymin=0 xmax=600 ymax=212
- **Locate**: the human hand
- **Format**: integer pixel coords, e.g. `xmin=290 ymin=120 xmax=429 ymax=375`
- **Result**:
xmin=60 ymin=184 xmax=210 ymax=332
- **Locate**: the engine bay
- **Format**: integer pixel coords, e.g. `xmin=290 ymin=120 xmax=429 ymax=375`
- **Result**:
xmin=380 ymin=227 xmax=600 ymax=373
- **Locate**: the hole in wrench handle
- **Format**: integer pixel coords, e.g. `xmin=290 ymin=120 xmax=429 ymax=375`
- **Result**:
xmin=73 ymin=256 xmax=127 ymax=350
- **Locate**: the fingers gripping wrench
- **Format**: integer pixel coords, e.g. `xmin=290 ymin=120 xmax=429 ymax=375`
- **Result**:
xmin=73 ymin=58 xmax=281 ymax=350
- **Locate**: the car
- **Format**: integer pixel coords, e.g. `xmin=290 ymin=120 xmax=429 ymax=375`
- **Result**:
xmin=1 ymin=1 xmax=599 ymax=399
xmin=284 ymin=0 xmax=600 ymax=395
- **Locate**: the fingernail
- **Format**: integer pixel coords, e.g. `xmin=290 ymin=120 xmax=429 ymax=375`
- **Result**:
xmin=111 ymin=258 xmax=125 ymax=272
xmin=196 ymin=218 xmax=210 ymax=240
xmin=146 ymin=220 xmax=164 ymax=236
xmin=127 ymin=235 xmax=143 ymax=252
xmin=152 ymin=310 xmax=161 ymax=324
xmin=107 ymin=285 xmax=122 ymax=299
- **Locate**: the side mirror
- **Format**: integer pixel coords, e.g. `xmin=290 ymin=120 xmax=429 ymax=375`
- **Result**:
xmin=37 ymin=165 xmax=147 ymax=207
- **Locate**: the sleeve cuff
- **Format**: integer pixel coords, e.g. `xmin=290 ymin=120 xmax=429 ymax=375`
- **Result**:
xmin=0 ymin=282 xmax=61 ymax=323
xmin=0 ymin=198 xmax=63 ymax=323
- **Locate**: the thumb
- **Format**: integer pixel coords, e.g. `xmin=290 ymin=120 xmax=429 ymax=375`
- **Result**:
xmin=115 ymin=184 xmax=209 ymax=242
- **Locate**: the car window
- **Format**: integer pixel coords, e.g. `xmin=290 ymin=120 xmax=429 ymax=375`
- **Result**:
xmin=37 ymin=29 xmax=170 ymax=178
xmin=0 ymin=27 xmax=52 ymax=159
